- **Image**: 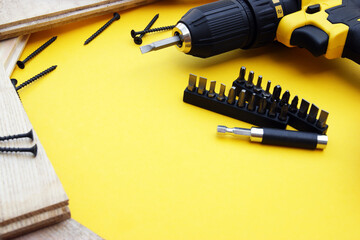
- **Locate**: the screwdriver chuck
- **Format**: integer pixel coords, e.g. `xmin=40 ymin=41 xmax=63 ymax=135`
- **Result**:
xmin=172 ymin=0 xmax=299 ymax=58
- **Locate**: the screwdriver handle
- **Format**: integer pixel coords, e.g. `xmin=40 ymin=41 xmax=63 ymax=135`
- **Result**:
xmin=251 ymin=128 xmax=328 ymax=150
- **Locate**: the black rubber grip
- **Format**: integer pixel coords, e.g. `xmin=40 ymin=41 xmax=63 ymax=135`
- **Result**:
xmin=326 ymin=0 xmax=360 ymax=64
xmin=262 ymin=128 xmax=318 ymax=149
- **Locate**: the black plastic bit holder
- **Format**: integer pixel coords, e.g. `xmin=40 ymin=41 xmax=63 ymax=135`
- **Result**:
xmin=233 ymin=78 xmax=328 ymax=134
xmin=183 ymin=87 xmax=288 ymax=129
xmin=287 ymin=110 xmax=328 ymax=134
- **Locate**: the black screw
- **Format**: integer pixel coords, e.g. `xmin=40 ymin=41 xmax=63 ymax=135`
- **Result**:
xmin=17 ymin=36 xmax=57 ymax=69
xmin=0 ymin=144 xmax=38 ymax=157
xmin=0 ymin=130 xmax=33 ymax=141
xmin=11 ymin=78 xmax=22 ymax=101
xmin=84 ymin=13 xmax=120 ymax=45
xmin=16 ymin=65 xmax=57 ymax=91
xmin=131 ymin=14 xmax=159 ymax=45
xmin=131 ymin=25 xmax=175 ymax=37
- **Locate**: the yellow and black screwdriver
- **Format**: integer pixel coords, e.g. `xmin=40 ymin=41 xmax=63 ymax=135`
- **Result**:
xmin=141 ymin=0 xmax=360 ymax=64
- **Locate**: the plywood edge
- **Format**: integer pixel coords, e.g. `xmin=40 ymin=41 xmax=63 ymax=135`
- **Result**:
xmin=0 ymin=0 xmax=159 ymax=40
xmin=0 ymin=201 xmax=69 ymax=227
xmin=0 ymin=206 xmax=71 ymax=240
xmin=13 ymin=218 xmax=103 ymax=240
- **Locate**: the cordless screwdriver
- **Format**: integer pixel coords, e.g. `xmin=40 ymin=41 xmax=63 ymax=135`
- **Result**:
xmin=141 ymin=0 xmax=360 ymax=64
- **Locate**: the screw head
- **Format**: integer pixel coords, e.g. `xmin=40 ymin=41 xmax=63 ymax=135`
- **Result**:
xmin=113 ymin=12 xmax=120 ymax=20
xmin=31 ymin=144 xmax=38 ymax=157
xmin=131 ymin=30 xmax=137 ymax=38
xmin=16 ymin=61 xmax=25 ymax=69
xmin=11 ymin=78 xmax=18 ymax=86
xmin=134 ymin=37 xmax=143 ymax=45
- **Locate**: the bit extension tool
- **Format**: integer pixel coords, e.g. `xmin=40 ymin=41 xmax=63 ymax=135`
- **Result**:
xmin=217 ymin=125 xmax=328 ymax=150
xmin=141 ymin=0 xmax=360 ymax=64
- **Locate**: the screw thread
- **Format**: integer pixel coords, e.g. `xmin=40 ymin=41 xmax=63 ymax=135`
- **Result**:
xmin=16 ymin=65 xmax=57 ymax=91
xmin=136 ymin=25 xmax=175 ymax=35
xmin=0 ymin=145 xmax=37 ymax=157
xmin=22 ymin=36 xmax=57 ymax=64
xmin=84 ymin=13 xmax=120 ymax=45
xmin=0 ymin=130 xmax=33 ymax=141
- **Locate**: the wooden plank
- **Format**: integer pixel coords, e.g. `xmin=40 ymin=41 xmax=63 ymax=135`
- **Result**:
xmin=0 ymin=66 xmax=69 ymax=239
xmin=13 ymin=219 xmax=103 ymax=240
xmin=0 ymin=0 xmax=159 ymax=40
xmin=1 ymin=207 xmax=70 ymax=240
xmin=0 ymin=0 xmax=119 ymax=28
xmin=0 ymin=35 xmax=30 ymax=77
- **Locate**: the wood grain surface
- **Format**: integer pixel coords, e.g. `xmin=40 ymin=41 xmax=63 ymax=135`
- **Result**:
xmin=0 ymin=66 xmax=69 ymax=239
xmin=0 ymin=35 xmax=30 ymax=77
xmin=0 ymin=0 xmax=159 ymax=40
xmin=13 ymin=218 xmax=103 ymax=240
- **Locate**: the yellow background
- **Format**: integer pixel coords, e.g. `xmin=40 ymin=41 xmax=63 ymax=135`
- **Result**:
xmin=11 ymin=2 xmax=360 ymax=239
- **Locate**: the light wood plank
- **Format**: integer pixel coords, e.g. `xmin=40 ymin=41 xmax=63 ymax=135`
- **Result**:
xmin=0 ymin=0 xmax=159 ymax=40
xmin=1 ymin=207 xmax=70 ymax=240
xmin=13 ymin=218 xmax=103 ymax=240
xmin=0 ymin=35 xmax=30 ymax=77
xmin=0 ymin=66 xmax=69 ymax=239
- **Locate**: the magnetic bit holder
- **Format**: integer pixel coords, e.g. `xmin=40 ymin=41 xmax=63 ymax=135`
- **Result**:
xmin=183 ymin=74 xmax=289 ymax=129
xmin=232 ymin=66 xmax=329 ymax=134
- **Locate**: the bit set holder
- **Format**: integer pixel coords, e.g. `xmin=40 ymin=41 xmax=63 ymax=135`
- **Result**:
xmin=183 ymin=67 xmax=329 ymax=134
xmin=183 ymin=74 xmax=289 ymax=129
xmin=232 ymin=67 xmax=329 ymax=134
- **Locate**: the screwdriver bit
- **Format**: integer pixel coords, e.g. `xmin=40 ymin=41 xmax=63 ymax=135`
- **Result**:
xmin=245 ymin=71 xmax=254 ymax=88
xmin=197 ymin=77 xmax=207 ymax=95
xmin=140 ymin=36 xmax=181 ymax=54
xmin=262 ymin=81 xmax=271 ymax=98
xmin=279 ymin=104 xmax=289 ymax=121
xmin=298 ymin=99 xmax=310 ymax=118
xmin=254 ymin=76 xmax=263 ymax=93
xmin=247 ymin=93 xmax=256 ymax=111
xmin=280 ymin=90 xmax=290 ymax=106
xmin=316 ymin=110 xmax=329 ymax=129
xmin=307 ymin=104 xmax=319 ymax=123
xmin=289 ymin=96 xmax=299 ymax=113
xmin=272 ymin=85 xmax=282 ymax=102
xmin=268 ymin=100 xmax=277 ymax=118
xmin=227 ymin=87 xmax=236 ymax=104
xmin=236 ymin=66 xmax=246 ymax=84
xmin=217 ymin=83 xmax=226 ymax=101
xmin=217 ymin=125 xmax=328 ymax=150
xmin=258 ymin=97 xmax=267 ymax=114
xmin=208 ymin=81 xmax=216 ymax=98
xmin=237 ymin=89 xmax=246 ymax=108
xmin=187 ymin=74 xmax=197 ymax=92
